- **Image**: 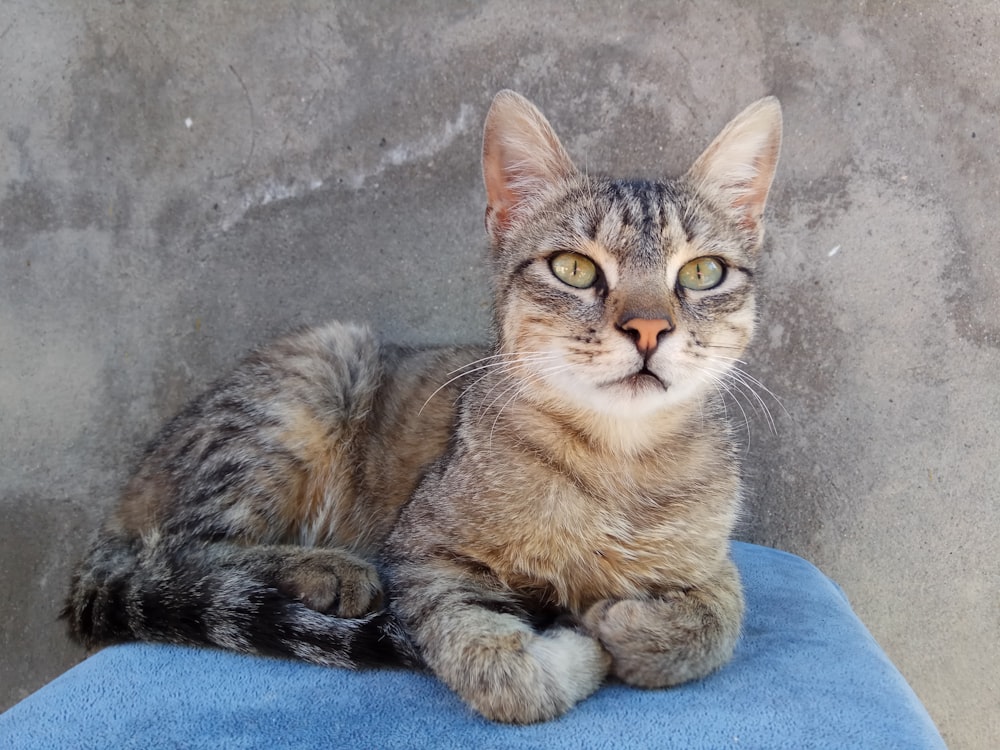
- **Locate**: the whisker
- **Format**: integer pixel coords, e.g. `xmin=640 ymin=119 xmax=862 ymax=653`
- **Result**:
xmin=731 ymin=370 xmax=789 ymax=420
xmin=443 ymin=350 xmax=559 ymax=376
xmin=701 ymin=367 xmax=753 ymax=438
xmin=480 ymin=373 xmax=525 ymax=422
xmin=726 ymin=370 xmax=778 ymax=433
xmin=490 ymin=386 xmax=525 ymax=446
xmin=418 ymin=351 xmax=563 ymax=415
xmin=477 ymin=366 xmax=537 ymax=422
xmin=696 ymin=351 xmax=789 ymax=424
xmin=712 ymin=363 xmax=788 ymax=423
xmin=690 ymin=361 xmax=761 ymax=439
xmin=481 ymin=360 xmax=576 ymax=428
xmin=474 ymin=356 xmax=567 ymax=420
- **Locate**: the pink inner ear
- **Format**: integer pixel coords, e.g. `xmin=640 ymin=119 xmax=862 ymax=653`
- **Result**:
xmin=730 ymin=172 xmax=768 ymax=232
xmin=734 ymin=147 xmax=781 ymax=226
xmin=482 ymin=136 xmax=573 ymax=237
xmin=685 ymin=98 xmax=782 ymax=236
xmin=481 ymin=91 xmax=577 ymax=240
xmin=482 ymin=145 xmax=517 ymax=232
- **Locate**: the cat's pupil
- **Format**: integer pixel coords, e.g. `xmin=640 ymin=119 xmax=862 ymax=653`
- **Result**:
xmin=550 ymin=252 xmax=598 ymax=289
xmin=678 ymin=257 xmax=725 ymax=291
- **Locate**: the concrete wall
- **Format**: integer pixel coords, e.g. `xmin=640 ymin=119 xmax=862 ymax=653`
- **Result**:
xmin=2 ymin=2 xmax=996 ymax=747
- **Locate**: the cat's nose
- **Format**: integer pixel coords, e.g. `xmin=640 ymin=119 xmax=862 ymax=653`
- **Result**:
xmin=619 ymin=317 xmax=674 ymax=356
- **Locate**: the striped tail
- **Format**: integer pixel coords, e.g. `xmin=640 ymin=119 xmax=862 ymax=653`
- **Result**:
xmin=62 ymin=533 xmax=421 ymax=669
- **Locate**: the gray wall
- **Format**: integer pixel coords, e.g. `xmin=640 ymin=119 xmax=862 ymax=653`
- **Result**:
xmin=2 ymin=2 xmax=997 ymax=747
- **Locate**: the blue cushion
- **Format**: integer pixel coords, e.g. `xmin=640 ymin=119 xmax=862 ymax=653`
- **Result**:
xmin=0 ymin=543 xmax=944 ymax=749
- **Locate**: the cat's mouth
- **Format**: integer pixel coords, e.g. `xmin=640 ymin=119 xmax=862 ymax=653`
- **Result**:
xmin=614 ymin=367 xmax=667 ymax=392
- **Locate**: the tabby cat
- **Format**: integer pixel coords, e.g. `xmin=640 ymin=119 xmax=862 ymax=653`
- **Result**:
xmin=64 ymin=90 xmax=782 ymax=724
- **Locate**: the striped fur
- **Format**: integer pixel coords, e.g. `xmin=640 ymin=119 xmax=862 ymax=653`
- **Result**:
xmin=65 ymin=91 xmax=781 ymax=724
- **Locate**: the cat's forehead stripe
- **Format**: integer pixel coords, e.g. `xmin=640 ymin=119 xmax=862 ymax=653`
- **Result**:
xmin=596 ymin=178 xmax=685 ymax=267
xmin=603 ymin=180 xmax=665 ymax=230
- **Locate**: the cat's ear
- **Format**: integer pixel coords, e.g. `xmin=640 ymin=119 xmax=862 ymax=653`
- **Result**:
xmin=686 ymin=97 xmax=782 ymax=237
xmin=482 ymin=90 xmax=577 ymax=242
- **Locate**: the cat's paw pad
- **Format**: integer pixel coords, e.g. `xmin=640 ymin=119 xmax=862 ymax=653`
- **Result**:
xmin=279 ymin=550 xmax=383 ymax=617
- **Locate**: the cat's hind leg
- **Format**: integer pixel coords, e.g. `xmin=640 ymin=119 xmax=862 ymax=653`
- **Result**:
xmin=582 ymin=555 xmax=744 ymax=688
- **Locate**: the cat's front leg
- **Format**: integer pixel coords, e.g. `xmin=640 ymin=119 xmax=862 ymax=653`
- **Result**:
xmin=582 ymin=556 xmax=744 ymax=688
xmin=393 ymin=572 xmax=610 ymax=724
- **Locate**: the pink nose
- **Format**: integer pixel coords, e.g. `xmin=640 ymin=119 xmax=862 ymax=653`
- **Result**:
xmin=620 ymin=317 xmax=673 ymax=356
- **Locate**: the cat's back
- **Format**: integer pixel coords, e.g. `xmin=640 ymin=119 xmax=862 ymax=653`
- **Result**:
xmin=114 ymin=321 xmax=483 ymax=554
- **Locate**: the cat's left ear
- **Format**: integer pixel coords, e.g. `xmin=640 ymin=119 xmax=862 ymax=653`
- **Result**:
xmin=686 ymin=97 xmax=783 ymax=240
xmin=482 ymin=90 xmax=578 ymax=243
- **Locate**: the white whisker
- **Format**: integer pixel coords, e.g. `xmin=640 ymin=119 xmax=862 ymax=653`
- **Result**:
xmin=708 ymin=357 xmax=788 ymax=421
xmin=693 ymin=364 xmax=753 ymax=439
xmin=490 ymin=386 xmax=525 ymax=446
xmin=692 ymin=353 xmax=786 ymax=436
xmin=482 ymin=359 xmax=577 ymax=439
xmin=726 ymin=370 xmax=778 ymax=433
xmin=418 ymin=351 xmax=563 ymax=415
xmin=460 ymin=353 xmax=560 ymax=422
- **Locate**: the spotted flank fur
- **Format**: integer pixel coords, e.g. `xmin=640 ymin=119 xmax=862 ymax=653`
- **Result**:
xmin=65 ymin=91 xmax=781 ymax=723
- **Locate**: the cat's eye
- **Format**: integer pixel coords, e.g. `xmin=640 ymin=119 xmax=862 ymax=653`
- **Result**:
xmin=550 ymin=252 xmax=598 ymax=289
xmin=677 ymin=257 xmax=725 ymax=291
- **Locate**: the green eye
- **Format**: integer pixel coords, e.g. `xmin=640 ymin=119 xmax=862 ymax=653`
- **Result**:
xmin=550 ymin=252 xmax=598 ymax=289
xmin=678 ymin=257 xmax=725 ymax=291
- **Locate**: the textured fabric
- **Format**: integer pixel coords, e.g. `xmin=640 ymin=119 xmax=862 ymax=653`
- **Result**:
xmin=0 ymin=543 xmax=945 ymax=749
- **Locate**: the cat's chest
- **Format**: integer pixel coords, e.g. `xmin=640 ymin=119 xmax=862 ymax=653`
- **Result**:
xmin=469 ymin=462 xmax=736 ymax=612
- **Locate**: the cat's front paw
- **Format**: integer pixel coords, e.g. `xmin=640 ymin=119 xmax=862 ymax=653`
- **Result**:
xmin=459 ymin=625 xmax=611 ymax=724
xmin=583 ymin=576 xmax=743 ymax=688
xmin=277 ymin=548 xmax=383 ymax=617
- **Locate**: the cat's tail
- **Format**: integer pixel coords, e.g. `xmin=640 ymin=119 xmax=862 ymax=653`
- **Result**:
xmin=61 ymin=532 xmax=422 ymax=669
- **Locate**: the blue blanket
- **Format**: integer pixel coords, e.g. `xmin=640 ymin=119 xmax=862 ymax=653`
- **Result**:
xmin=0 ymin=543 xmax=944 ymax=749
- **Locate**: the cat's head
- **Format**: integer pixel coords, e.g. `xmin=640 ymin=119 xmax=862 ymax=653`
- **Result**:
xmin=481 ymin=90 xmax=781 ymax=421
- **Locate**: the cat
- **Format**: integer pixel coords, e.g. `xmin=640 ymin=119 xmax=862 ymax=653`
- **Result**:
xmin=64 ymin=90 xmax=782 ymax=724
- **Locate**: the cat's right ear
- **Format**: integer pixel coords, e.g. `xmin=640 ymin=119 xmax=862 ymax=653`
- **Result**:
xmin=482 ymin=91 xmax=577 ymax=243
